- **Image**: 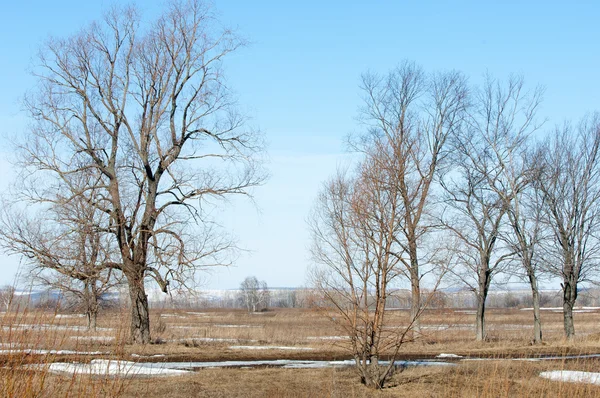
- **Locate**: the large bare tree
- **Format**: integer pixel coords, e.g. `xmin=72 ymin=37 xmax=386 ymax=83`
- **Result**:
xmin=15 ymin=0 xmax=265 ymax=343
xmin=353 ymin=62 xmax=467 ymax=333
xmin=536 ymin=115 xmax=600 ymax=339
xmin=441 ymin=75 xmax=543 ymax=341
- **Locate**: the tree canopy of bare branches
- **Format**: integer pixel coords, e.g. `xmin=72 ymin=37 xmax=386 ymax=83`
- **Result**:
xmin=13 ymin=0 xmax=265 ymax=343
xmin=309 ymin=162 xmax=405 ymax=389
xmin=536 ymin=115 xmax=600 ymax=338
xmin=440 ymin=75 xmax=544 ymax=341
xmin=352 ymin=61 xmax=467 ymax=333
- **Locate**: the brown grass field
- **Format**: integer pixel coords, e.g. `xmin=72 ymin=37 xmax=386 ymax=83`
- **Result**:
xmin=2 ymin=306 xmax=600 ymax=397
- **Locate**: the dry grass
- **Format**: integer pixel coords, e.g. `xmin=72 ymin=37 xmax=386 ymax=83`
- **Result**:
xmin=2 ymin=305 xmax=600 ymax=396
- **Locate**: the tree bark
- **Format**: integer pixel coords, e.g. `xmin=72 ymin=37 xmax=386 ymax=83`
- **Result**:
xmin=562 ymin=280 xmax=576 ymax=339
xmin=87 ymin=307 xmax=98 ymax=331
xmin=127 ymin=273 xmax=151 ymax=344
xmin=476 ymin=270 xmax=491 ymax=342
xmin=410 ymin=265 xmax=421 ymax=335
xmin=408 ymin=241 xmax=421 ymax=335
xmin=528 ymin=272 xmax=542 ymax=343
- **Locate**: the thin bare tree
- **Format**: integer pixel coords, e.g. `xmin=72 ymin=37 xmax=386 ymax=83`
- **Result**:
xmin=352 ymin=61 xmax=467 ymax=333
xmin=309 ymin=144 xmax=447 ymax=388
xmin=535 ymin=115 xmax=600 ymax=339
xmin=440 ymin=75 xmax=543 ymax=341
xmin=499 ymin=148 xmax=547 ymax=343
xmin=14 ymin=0 xmax=265 ymax=343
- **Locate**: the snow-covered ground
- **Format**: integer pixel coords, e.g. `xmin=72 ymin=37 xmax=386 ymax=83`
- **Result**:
xmin=2 ymin=324 xmax=113 ymax=332
xmin=540 ymin=370 xmax=600 ymax=385
xmin=0 ymin=349 xmax=107 ymax=355
xmin=28 ymin=359 xmax=190 ymax=377
xmin=436 ymin=353 xmax=463 ymax=359
xmin=69 ymin=336 xmax=115 ymax=343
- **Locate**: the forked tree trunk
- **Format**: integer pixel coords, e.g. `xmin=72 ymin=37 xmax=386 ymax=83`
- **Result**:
xmin=127 ymin=273 xmax=151 ymax=344
xmin=562 ymin=279 xmax=577 ymax=339
xmin=355 ymin=357 xmax=391 ymax=390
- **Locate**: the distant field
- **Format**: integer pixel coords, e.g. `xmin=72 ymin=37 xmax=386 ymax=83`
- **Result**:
xmin=2 ymin=307 xmax=600 ymax=397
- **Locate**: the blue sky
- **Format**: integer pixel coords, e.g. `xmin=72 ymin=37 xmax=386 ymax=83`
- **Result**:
xmin=0 ymin=1 xmax=599 ymax=289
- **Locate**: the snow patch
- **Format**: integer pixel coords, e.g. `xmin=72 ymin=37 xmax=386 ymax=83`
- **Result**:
xmin=2 ymin=324 xmax=112 ymax=332
xmin=69 ymin=336 xmax=115 ymax=343
xmin=131 ymin=354 xmax=166 ymax=358
xmin=540 ymin=370 xmax=600 ymax=385
xmin=28 ymin=359 xmax=190 ymax=377
xmin=436 ymin=353 xmax=463 ymax=358
xmin=0 ymin=349 xmax=107 ymax=355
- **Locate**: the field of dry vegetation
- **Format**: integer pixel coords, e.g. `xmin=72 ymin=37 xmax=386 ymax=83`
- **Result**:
xmin=2 ymin=305 xmax=600 ymax=397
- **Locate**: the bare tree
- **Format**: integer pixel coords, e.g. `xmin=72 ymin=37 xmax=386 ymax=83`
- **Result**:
xmin=353 ymin=62 xmax=467 ymax=333
xmin=0 ymin=191 xmax=118 ymax=330
xmin=239 ymin=276 xmax=269 ymax=312
xmin=0 ymin=286 xmax=16 ymax=312
xmin=499 ymin=149 xmax=547 ymax=343
xmin=536 ymin=115 xmax=600 ymax=339
xmin=440 ymin=75 xmax=543 ymax=341
xmin=309 ymin=163 xmax=403 ymax=389
xmin=15 ymin=0 xmax=265 ymax=343
xmin=309 ymin=144 xmax=449 ymax=388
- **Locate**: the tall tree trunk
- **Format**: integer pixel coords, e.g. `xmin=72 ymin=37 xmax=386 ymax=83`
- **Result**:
xmin=528 ymin=272 xmax=542 ymax=343
xmin=476 ymin=270 xmax=491 ymax=342
xmin=562 ymin=279 xmax=576 ymax=339
xmin=127 ymin=272 xmax=150 ymax=344
xmin=409 ymin=240 xmax=421 ymax=335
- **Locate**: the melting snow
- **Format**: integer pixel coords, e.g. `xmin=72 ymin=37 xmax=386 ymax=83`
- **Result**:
xmin=131 ymin=354 xmax=166 ymax=358
xmin=436 ymin=353 xmax=463 ymax=358
xmin=2 ymin=324 xmax=112 ymax=332
xmin=0 ymin=349 xmax=107 ymax=355
xmin=540 ymin=370 xmax=600 ymax=385
xmin=29 ymin=359 xmax=190 ymax=377
xmin=69 ymin=336 xmax=115 ymax=343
